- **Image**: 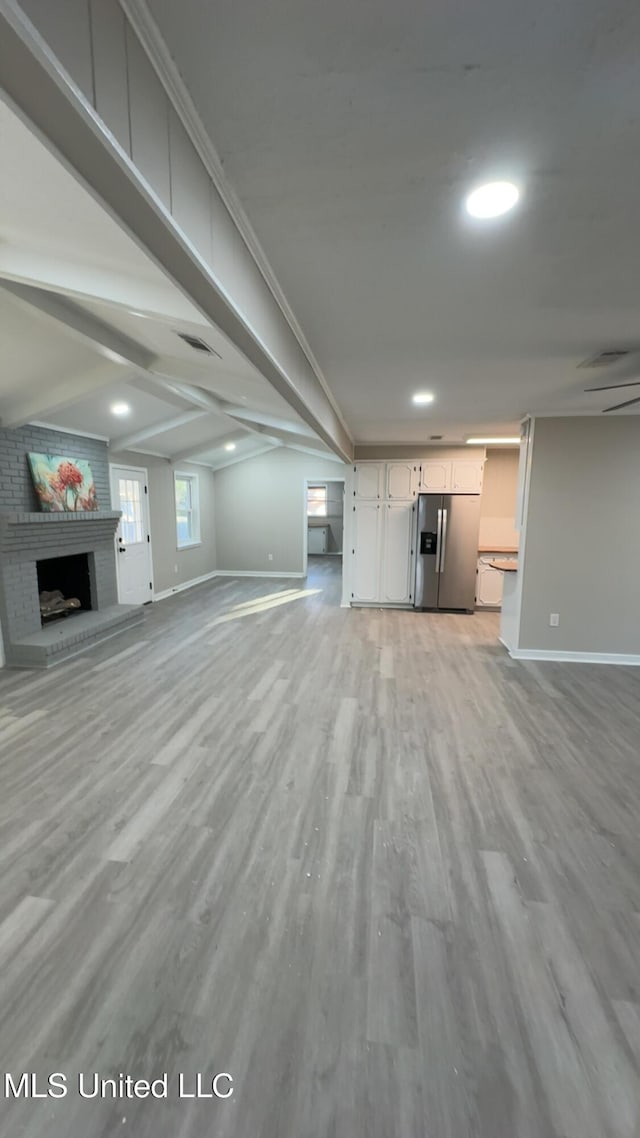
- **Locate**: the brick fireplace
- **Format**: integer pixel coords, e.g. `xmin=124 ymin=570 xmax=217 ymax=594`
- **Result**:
xmin=0 ymin=511 xmax=144 ymax=667
xmin=0 ymin=423 xmax=145 ymax=668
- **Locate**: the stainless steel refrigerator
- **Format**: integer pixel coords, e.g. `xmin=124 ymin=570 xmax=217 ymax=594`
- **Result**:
xmin=414 ymin=494 xmax=481 ymax=612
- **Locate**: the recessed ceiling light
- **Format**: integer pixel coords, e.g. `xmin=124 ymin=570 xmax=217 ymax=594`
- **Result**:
xmin=466 ymin=437 xmax=520 ymax=445
xmin=412 ymin=392 xmax=435 ymax=406
xmin=465 ymin=181 xmax=520 ymax=219
xmin=224 ymin=442 xmax=236 ymax=452
xmin=110 ymin=401 xmax=131 ymax=416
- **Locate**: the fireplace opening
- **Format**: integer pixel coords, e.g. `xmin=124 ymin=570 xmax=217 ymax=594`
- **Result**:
xmin=36 ymin=553 xmax=93 ymax=624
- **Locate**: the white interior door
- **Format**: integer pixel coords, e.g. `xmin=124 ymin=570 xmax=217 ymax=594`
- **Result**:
xmin=110 ymin=465 xmax=153 ymax=605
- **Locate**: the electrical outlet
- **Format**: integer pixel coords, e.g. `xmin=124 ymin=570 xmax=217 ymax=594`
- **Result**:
xmin=174 ymin=564 xmax=178 ymax=574
xmin=268 ymin=553 xmax=273 ymax=561
xmin=549 ymin=613 xmax=560 ymax=627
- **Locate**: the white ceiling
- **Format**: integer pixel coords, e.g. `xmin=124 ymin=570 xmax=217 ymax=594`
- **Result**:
xmin=0 ymin=98 xmax=334 ymax=467
xmin=145 ymin=0 xmax=640 ymax=442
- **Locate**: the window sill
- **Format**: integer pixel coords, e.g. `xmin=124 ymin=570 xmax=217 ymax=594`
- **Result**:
xmin=177 ymin=541 xmax=202 ymax=551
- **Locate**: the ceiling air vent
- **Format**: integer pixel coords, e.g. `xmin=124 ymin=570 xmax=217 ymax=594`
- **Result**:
xmin=577 ymin=349 xmax=630 ymax=369
xmin=176 ymin=332 xmax=221 ymax=358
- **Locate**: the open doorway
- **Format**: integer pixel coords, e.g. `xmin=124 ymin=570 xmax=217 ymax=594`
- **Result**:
xmin=303 ymin=478 xmax=345 ymax=582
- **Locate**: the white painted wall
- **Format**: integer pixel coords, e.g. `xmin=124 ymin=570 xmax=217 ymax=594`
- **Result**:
xmin=518 ymin=417 xmax=640 ymax=656
xmin=110 ymin=450 xmax=216 ymax=594
xmin=214 ymin=450 xmax=347 ymax=575
xmin=479 ymin=447 xmax=520 ymax=548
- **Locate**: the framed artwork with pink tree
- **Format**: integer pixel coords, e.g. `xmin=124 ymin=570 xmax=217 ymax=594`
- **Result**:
xmin=27 ymin=453 xmax=99 ymax=512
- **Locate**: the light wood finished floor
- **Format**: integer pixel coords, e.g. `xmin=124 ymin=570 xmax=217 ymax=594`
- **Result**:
xmin=1 ymin=557 xmax=639 ymax=1138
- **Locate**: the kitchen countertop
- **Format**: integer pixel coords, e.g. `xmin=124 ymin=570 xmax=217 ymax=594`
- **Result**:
xmin=488 ymin=559 xmax=518 ymax=572
xmin=478 ymin=545 xmax=519 ymax=553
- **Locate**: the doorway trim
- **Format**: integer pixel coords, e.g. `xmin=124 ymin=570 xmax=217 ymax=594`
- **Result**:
xmin=109 ymin=463 xmax=154 ymax=604
xmin=302 ymin=477 xmax=345 ymax=577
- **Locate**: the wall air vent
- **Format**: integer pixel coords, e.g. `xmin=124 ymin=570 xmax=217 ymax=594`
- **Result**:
xmin=577 ymin=350 xmax=630 ymax=369
xmin=176 ymin=332 xmax=221 ymax=358
xmin=429 ymin=435 xmax=443 ymax=440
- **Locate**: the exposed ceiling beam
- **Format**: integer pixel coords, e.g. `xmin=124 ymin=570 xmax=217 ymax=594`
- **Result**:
xmin=147 ymin=374 xmax=225 ymax=415
xmin=169 ymin=434 xmax=281 ymax=463
xmin=0 ymin=280 xmax=155 ymax=369
xmin=257 ymin=427 xmax=331 ymax=449
xmin=284 ymin=444 xmax=347 ymax=464
xmin=222 ymin=406 xmax=317 ymax=438
xmin=0 ymin=8 xmax=353 ymax=461
xmin=109 ymin=409 xmax=208 ymax=451
xmin=0 ymin=242 xmax=204 ymax=322
xmin=145 ymin=372 xmax=295 ymax=449
xmin=206 ymin=441 xmax=282 ymax=471
xmin=129 ymin=374 xmax=196 ymax=411
xmin=0 ymin=361 xmax=137 ymax=429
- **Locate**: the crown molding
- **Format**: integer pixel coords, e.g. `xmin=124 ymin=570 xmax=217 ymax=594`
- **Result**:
xmin=118 ymin=0 xmax=352 ymax=443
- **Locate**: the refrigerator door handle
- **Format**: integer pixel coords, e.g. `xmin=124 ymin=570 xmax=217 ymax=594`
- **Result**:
xmin=440 ymin=508 xmax=448 ymax=572
xmin=435 ymin=508 xmax=443 ymax=573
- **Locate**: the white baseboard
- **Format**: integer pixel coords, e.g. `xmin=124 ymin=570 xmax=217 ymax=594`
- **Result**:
xmin=214 ymin=570 xmax=306 ymax=579
xmin=154 ymin=570 xmax=218 ymax=601
xmin=507 ymin=645 xmax=640 ymax=666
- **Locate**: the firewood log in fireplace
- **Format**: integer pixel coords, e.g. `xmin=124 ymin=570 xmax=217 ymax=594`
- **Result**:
xmin=39 ymin=589 xmax=82 ymax=617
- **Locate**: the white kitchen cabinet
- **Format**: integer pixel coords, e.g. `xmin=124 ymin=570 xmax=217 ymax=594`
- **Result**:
xmin=381 ymin=502 xmax=415 ymax=604
xmin=353 ymin=462 xmax=384 ymax=500
xmin=452 ymin=460 xmax=483 ymax=493
xmin=476 ymin=554 xmax=518 ymax=607
xmin=419 ymin=458 xmax=484 ymax=494
xmin=308 ymin=525 xmax=328 ymax=554
xmin=419 ymin=459 xmax=450 ymax=492
xmin=476 ymin=556 xmax=504 ymax=608
xmin=351 ymin=502 xmax=382 ymax=602
xmin=385 ymin=462 xmax=419 ymax=500
xmin=351 ymin=500 xmax=415 ymax=605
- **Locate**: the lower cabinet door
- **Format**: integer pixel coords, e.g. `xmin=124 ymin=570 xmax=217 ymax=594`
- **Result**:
xmin=381 ymin=502 xmax=414 ymax=604
xmin=352 ymin=502 xmax=381 ymax=602
xmin=476 ymin=556 xmax=504 ymax=607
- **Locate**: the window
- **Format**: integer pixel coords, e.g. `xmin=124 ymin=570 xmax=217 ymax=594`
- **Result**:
xmin=118 ymin=477 xmax=144 ymax=544
xmin=307 ymin=484 xmax=328 ymax=517
xmin=174 ymin=472 xmax=201 ymax=548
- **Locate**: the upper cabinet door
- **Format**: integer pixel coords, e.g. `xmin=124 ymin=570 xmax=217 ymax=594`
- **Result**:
xmin=451 ymin=460 xmax=483 ymax=493
xmin=353 ymin=463 xmax=384 ymax=499
xmin=420 ymin=460 xmax=450 ymax=492
xmin=386 ymin=462 xmax=418 ymax=499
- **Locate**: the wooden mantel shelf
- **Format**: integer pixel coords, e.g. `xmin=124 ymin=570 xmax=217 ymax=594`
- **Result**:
xmin=1 ymin=510 xmax=121 ymax=524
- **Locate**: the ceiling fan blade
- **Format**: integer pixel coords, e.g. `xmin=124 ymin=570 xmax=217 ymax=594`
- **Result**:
xmin=585 ymin=379 xmax=640 ymax=392
xmin=603 ymin=395 xmax=640 ymax=412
